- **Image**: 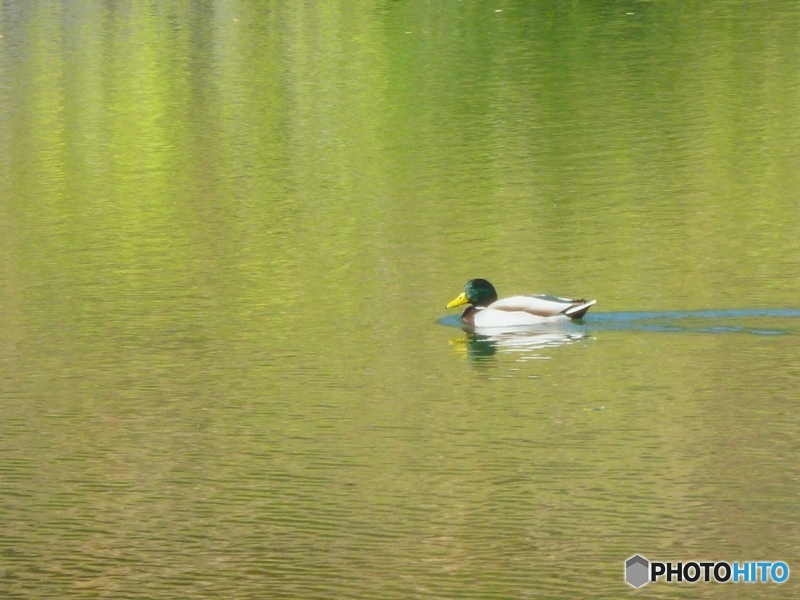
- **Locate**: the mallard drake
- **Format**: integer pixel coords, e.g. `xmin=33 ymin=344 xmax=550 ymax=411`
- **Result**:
xmin=446 ymin=278 xmax=596 ymax=327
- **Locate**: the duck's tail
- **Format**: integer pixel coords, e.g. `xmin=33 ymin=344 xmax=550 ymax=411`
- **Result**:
xmin=564 ymin=299 xmax=596 ymax=319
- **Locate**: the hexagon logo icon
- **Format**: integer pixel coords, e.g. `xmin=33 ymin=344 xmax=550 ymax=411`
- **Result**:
xmin=625 ymin=555 xmax=650 ymax=588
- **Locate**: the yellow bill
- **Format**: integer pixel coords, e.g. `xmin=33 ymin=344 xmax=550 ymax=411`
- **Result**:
xmin=446 ymin=292 xmax=469 ymax=309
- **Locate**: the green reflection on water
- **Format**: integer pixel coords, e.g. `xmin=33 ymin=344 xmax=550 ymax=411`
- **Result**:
xmin=1 ymin=1 xmax=799 ymax=598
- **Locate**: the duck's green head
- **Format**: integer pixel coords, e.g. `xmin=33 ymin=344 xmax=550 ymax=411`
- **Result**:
xmin=446 ymin=278 xmax=498 ymax=309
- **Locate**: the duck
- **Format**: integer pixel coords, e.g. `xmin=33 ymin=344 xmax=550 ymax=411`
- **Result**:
xmin=446 ymin=278 xmax=596 ymax=328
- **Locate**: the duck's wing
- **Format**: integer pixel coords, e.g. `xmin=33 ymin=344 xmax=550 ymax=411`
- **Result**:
xmin=490 ymin=295 xmax=596 ymax=319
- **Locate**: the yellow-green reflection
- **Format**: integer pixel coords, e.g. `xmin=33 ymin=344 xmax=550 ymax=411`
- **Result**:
xmin=1 ymin=1 xmax=799 ymax=598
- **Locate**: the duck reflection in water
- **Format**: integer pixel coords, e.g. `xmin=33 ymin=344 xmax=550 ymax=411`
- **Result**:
xmin=450 ymin=329 xmax=590 ymax=361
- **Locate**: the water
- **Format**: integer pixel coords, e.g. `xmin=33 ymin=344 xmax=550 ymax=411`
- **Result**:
xmin=2 ymin=1 xmax=800 ymax=598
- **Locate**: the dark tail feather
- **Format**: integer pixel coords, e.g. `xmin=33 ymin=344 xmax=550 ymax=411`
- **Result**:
xmin=564 ymin=300 xmax=596 ymax=319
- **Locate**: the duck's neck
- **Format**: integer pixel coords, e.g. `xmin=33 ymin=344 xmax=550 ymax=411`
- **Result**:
xmin=461 ymin=305 xmax=482 ymax=325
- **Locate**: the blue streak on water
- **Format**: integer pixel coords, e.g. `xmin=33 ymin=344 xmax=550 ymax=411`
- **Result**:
xmin=438 ymin=309 xmax=800 ymax=335
xmin=584 ymin=309 xmax=800 ymax=335
xmin=588 ymin=309 xmax=800 ymax=321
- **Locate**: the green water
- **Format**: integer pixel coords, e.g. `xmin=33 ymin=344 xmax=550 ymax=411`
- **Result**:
xmin=1 ymin=1 xmax=799 ymax=598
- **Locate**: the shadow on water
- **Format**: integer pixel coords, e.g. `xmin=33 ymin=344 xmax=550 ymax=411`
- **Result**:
xmin=439 ymin=309 xmax=800 ymax=361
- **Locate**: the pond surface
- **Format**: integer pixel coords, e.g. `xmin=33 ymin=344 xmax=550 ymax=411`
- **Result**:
xmin=1 ymin=1 xmax=799 ymax=598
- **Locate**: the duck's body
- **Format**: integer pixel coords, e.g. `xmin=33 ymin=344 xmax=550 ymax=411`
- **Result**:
xmin=447 ymin=279 xmax=595 ymax=328
xmin=464 ymin=294 xmax=597 ymax=327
